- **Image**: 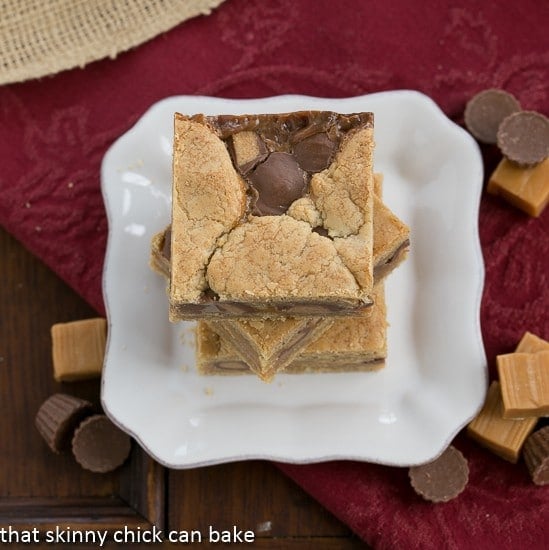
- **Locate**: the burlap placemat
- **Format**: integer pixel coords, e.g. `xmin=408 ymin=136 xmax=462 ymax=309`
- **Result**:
xmin=0 ymin=0 xmax=226 ymax=85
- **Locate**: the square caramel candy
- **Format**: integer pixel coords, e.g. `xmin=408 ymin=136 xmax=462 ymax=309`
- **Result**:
xmin=51 ymin=318 xmax=107 ymax=381
xmin=467 ymin=381 xmax=537 ymax=463
xmin=487 ymin=157 xmax=549 ymax=217
xmin=497 ymin=351 xmax=549 ymax=418
xmin=515 ymin=331 xmax=549 ymax=353
xmin=169 ymin=111 xmax=376 ymax=320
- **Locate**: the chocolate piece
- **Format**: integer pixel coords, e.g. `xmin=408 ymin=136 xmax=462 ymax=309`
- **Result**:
xmin=467 ymin=381 xmax=537 ymax=463
xmin=249 ymin=152 xmax=307 ymax=215
xmin=71 ymin=414 xmax=131 ymax=473
xmin=293 ymin=132 xmax=336 ymax=172
xmin=497 ymin=111 xmax=549 ymax=166
xmin=408 ymin=446 xmax=469 ymax=503
xmin=229 ymin=131 xmax=268 ymax=175
xmin=487 ymin=157 xmax=549 ymax=217
xmin=170 ymin=111 xmax=375 ymax=319
xmin=497 ymin=351 xmax=549 ymax=418
xmin=51 ymin=318 xmax=107 ymax=381
xmin=523 ymin=426 xmax=549 ymax=485
xmin=35 ymin=393 xmax=93 ymax=453
xmin=464 ymin=89 xmax=521 ymax=144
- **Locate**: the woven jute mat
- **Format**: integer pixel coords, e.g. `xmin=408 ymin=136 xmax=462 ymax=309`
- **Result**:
xmin=0 ymin=0 xmax=226 ymax=85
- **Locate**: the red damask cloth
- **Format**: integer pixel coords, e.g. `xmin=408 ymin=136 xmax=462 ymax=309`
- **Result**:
xmin=1 ymin=1 xmax=548 ymax=548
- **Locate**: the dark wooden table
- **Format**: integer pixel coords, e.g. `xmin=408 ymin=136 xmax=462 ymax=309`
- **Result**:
xmin=0 ymin=227 xmax=366 ymax=549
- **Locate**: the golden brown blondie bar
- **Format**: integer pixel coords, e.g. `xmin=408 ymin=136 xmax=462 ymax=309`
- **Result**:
xmin=169 ymin=111 xmax=376 ymax=319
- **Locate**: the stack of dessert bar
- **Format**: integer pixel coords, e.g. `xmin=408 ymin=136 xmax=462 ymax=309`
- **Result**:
xmin=150 ymin=110 xmax=410 ymax=382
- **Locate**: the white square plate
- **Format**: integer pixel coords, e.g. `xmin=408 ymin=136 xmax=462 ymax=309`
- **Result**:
xmin=101 ymin=91 xmax=486 ymax=468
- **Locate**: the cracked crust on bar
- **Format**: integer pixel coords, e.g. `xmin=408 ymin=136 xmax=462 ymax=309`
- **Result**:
xmin=169 ymin=111 xmax=375 ymax=320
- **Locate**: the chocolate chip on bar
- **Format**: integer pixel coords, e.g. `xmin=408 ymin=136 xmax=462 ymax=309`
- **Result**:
xmin=515 ymin=331 xmax=549 ymax=353
xmin=51 ymin=318 xmax=107 ymax=381
xmin=497 ymin=351 xmax=549 ymax=418
xmin=523 ymin=426 xmax=549 ymax=486
xmin=35 ymin=393 xmax=93 ymax=453
xmin=497 ymin=111 xmax=549 ymax=167
xmin=293 ymin=132 xmax=337 ymax=172
xmin=169 ymin=111 xmax=375 ymax=319
xmin=72 ymin=414 xmax=131 ymax=473
xmin=487 ymin=157 xmax=549 ymax=217
xmin=467 ymin=381 xmax=537 ymax=463
xmin=464 ymin=89 xmax=521 ymax=144
xmin=249 ymin=152 xmax=307 ymax=215
xmin=408 ymin=446 xmax=469 ymax=503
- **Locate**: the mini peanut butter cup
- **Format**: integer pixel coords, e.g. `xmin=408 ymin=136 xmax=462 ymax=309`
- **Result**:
xmin=249 ymin=152 xmax=307 ymax=215
xmin=523 ymin=426 xmax=549 ymax=486
xmin=35 ymin=393 xmax=93 ymax=453
xmin=408 ymin=445 xmax=469 ymax=503
xmin=497 ymin=111 xmax=549 ymax=166
xmin=72 ymin=414 xmax=131 ymax=473
xmin=464 ymin=89 xmax=521 ymax=144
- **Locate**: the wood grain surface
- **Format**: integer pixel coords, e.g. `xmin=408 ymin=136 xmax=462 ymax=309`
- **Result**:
xmin=0 ymin=227 xmax=366 ymax=549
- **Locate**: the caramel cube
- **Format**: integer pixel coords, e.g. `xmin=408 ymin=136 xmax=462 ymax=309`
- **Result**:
xmin=467 ymin=381 xmax=537 ymax=463
xmin=515 ymin=331 xmax=549 ymax=353
xmin=487 ymin=157 xmax=549 ymax=217
xmin=497 ymin=352 xmax=549 ymax=418
xmin=51 ymin=318 xmax=107 ymax=382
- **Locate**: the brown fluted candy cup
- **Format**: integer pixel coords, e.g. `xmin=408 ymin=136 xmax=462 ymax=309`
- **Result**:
xmin=497 ymin=111 xmax=549 ymax=167
xmin=464 ymin=89 xmax=521 ymax=144
xmin=408 ymin=445 xmax=469 ymax=503
xmin=35 ymin=393 xmax=94 ymax=453
xmin=71 ymin=414 xmax=131 ymax=473
xmin=523 ymin=426 xmax=549 ymax=486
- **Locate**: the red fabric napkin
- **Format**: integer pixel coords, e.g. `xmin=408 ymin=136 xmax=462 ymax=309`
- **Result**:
xmin=1 ymin=0 xmax=548 ymax=547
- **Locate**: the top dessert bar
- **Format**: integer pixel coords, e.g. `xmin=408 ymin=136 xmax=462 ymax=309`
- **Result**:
xmin=169 ymin=111 xmax=375 ymax=320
